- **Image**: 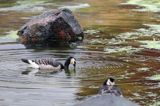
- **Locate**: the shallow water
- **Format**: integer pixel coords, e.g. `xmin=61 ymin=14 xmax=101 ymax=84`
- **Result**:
xmin=0 ymin=0 xmax=160 ymax=106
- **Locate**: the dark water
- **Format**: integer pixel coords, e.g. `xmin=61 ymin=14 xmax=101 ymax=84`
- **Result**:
xmin=0 ymin=0 xmax=160 ymax=106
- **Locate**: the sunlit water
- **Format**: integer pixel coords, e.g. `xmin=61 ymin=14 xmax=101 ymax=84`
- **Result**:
xmin=0 ymin=0 xmax=160 ymax=106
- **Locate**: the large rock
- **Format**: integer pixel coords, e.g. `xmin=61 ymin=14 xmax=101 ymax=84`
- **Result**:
xmin=75 ymin=95 xmax=139 ymax=106
xmin=17 ymin=8 xmax=84 ymax=47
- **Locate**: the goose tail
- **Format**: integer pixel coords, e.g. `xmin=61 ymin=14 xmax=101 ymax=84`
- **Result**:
xmin=21 ymin=58 xmax=30 ymax=64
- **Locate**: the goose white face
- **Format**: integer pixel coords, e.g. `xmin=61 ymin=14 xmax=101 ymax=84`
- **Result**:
xmin=70 ymin=58 xmax=76 ymax=65
xmin=106 ymin=78 xmax=115 ymax=86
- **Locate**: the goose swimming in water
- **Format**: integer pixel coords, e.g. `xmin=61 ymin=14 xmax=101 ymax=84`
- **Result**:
xmin=98 ymin=77 xmax=123 ymax=97
xmin=21 ymin=56 xmax=76 ymax=72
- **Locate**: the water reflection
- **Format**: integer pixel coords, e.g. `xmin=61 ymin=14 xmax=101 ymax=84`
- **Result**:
xmin=21 ymin=66 xmax=76 ymax=77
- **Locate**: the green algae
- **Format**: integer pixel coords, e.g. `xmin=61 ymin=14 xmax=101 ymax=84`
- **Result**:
xmin=127 ymin=0 xmax=160 ymax=12
xmin=149 ymin=74 xmax=160 ymax=80
xmin=0 ymin=0 xmax=16 ymax=7
xmin=5 ymin=30 xmax=18 ymax=39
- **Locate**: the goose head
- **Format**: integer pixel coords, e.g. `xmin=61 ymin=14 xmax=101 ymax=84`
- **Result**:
xmin=64 ymin=56 xmax=76 ymax=71
xmin=103 ymin=77 xmax=115 ymax=86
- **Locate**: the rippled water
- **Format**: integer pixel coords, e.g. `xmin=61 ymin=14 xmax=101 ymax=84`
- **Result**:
xmin=0 ymin=0 xmax=160 ymax=106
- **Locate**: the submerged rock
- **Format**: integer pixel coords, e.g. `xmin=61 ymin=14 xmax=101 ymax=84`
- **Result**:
xmin=17 ymin=8 xmax=84 ymax=47
xmin=75 ymin=95 xmax=139 ymax=106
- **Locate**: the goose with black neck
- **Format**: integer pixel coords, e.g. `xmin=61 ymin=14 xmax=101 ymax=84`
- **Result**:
xmin=21 ymin=56 xmax=76 ymax=74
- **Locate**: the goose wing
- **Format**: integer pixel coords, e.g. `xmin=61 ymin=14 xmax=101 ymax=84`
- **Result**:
xmin=32 ymin=58 xmax=56 ymax=66
xmin=22 ymin=58 xmax=63 ymax=70
xmin=33 ymin=58 xmax=63 ymax=69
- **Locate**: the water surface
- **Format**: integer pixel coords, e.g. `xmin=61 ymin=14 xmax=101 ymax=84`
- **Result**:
xmin=0 ymin=0 xmax=160 ymax=106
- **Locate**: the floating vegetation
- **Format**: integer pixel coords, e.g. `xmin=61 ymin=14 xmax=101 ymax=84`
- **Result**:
xmin=117 ymin=24 xmax=160 ymax=41
xmin=104 ymin=46 xmax=141 ymax=54
xmin=139 ymin=41 xmax=160 ymax=50
xmin=150 ymin=101 xmax=160 ymax=106
xmin=59 ymin=3 xmax=90 ymax=11
xmin=126 ymin=0 xmax=160 ymax=12
xmin=0 ymin=0 xmax=46 ymax=12
xmin=5 ymin=30 xmax=18 ymax=39
xmin=0 ymin=30 xmax=18 ymax=44
xmin=137 ymin=67 xmax=150 ymax=72
xmin=149 ymin=74 xmax=160 ymax=80
xmin=84 ymin=29 xmax=100 ymax=35
xmin=89 ymin=39 xmax=107 ymax=45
